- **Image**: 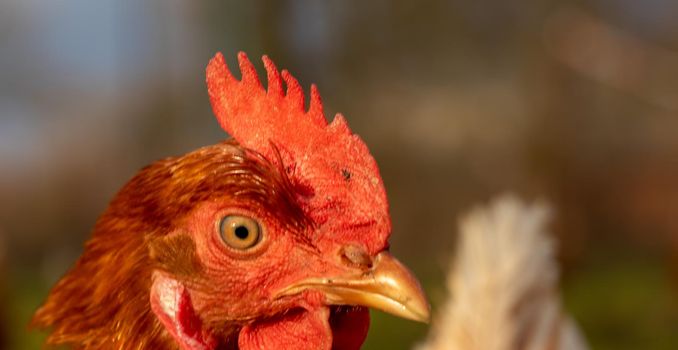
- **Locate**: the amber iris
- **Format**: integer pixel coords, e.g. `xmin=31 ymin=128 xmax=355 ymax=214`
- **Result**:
xmin=219 ymin=215 xmax=261 ymax=249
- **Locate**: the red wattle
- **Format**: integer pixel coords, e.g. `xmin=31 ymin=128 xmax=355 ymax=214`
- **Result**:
xmin=330 ymin=306 xmax=370 ymax=350
xmin=238 ymin=307 xmax=332 ymax=350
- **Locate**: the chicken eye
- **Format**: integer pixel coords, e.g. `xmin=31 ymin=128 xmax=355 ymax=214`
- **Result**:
xmin=219 ymin=215 xmax=261 ymax=250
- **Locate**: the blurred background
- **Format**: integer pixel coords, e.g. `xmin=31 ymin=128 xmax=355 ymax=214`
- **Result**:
xmin=1 ymin=1 xmax=677 ymax=349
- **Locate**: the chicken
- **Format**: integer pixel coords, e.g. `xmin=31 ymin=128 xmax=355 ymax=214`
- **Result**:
xmin=31 ymin=52 xmax=430 ymax=350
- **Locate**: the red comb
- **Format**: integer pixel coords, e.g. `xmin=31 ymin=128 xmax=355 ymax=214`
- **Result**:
xmin=206 ymin=52 xmax=390 ymax=254
xmin=207 ymin=52 xmax=343 ymax=157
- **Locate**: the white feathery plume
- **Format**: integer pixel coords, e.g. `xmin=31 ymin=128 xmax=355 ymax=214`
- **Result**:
xmin=416 ymin=195 xmax=588 ymax=350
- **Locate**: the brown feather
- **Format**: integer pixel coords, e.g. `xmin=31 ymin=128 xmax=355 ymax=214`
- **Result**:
xmin=31 ymin=140 xmax=309 ymax=349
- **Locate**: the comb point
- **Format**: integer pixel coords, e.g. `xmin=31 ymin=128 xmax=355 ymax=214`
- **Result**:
xmin=206 ymin=52 xmax=235 ymax=86
xmin=262 ymin=55 xmax=283 ymax=98
xmin=307 ymin=84 xmax=326 ymax=126
xmin=206 ymin=52 xmax=238 ymax=133
xmin=237 ymin=52 xmax=261 ymax=88
xmin=329 ymin=113 xmax=352 ymax=135
xmin=281 ymin=69 xmax=304 ymax=111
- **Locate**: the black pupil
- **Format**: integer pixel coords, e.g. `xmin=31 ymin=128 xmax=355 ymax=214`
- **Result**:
xmin=234 ymin=225 xmax=249 ymax=240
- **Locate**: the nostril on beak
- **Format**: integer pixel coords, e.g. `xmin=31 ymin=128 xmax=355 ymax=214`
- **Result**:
xmin=340 ymin=245 xmax=373 ymax=269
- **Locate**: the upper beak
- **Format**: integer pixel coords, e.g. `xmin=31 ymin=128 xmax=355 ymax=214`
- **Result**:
xmin=275 ymin=251 xmax=430 ymax=323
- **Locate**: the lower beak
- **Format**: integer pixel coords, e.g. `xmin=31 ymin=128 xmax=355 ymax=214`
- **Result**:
xmin=275 ymin=252 xmax=430 ymax=323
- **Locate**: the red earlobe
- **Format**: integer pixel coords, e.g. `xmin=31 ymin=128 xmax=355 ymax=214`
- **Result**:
xmin=150 ymin=272 xmax=217 ymax=350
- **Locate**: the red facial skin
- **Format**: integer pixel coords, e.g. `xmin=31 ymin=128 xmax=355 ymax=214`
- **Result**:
xmin=148 ymin=152 xmax=375 ymax=349
xmin=31 ymin=52 xmax=390 ymax=349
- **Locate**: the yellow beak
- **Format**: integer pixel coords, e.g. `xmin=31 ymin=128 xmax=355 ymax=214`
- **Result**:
xmin=276 ymin=251 xmax=430 ymax=323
